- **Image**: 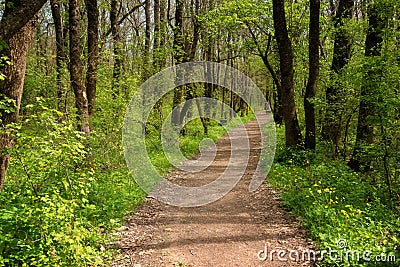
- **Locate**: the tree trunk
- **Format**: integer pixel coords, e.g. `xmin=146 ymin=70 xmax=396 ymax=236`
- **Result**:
xmin=85 ymin=0 xmax=99 ymax=117
xmin=172 ymin=0 xmax=184 ymax=63
xmin=176 ymin=0 xmax=201 ymax=130
xmin=110 ymin=0 xmax=122 ymax=92
xmin=304 ymin=0 xmax=320 ymax=150
xmin=260 ymin=53 xmax=284 ymax=125
xmin=272 ymin=0 xmax=303 ymax=147
xmin=321 ymin=0 xmax=354 ymax=154
xmin=153 ymin=0 xmax=161 ymax=71
xmin=142 ymin=0 xmax=151 ymax=81
xmin=0 ymin=12 xmax=37 ymax=190
xmin=172 ymin=0 xmax=184 ymax=125
xmin=69 ymin=0 xmax=90 ymax=136
xmin=188 ymin=0 xmax=200 ymax=62
xmin=50 ymin=0 xmax=67 ymax=114
xmin=159 ymin=0 xmax=167 ymax=68
xmin=0 ymin=0 xmax=46 ymax=42
xmin=348 ymin=3 xmax=384 ymax=171
xmin=247 ymin=26 xmax=284 ymax=125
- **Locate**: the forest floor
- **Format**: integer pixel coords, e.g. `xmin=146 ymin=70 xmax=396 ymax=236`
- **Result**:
xmin=110 ymin=115 xmax=314 ymax=267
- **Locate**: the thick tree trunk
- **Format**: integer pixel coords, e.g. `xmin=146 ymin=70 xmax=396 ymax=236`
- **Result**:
xmin=272 ymin=0 xmax=303 ymax=147
xmin=322 ymin=0 xmax=354 ymax=153
xmin=0 ymin=0 xmax=46 ymax=42
xmin=85 ymin=0 xmax=99 ymax=117
xmin=69 ymin=0 xmax=90 ymax=136
xmin=304 ymin=0 xmax=320 ymax=150
xmin=349 ymin=3 xmax=384 ymax=171
xmin=50 ymin=0 xmax=67 ymax=114
xmin=0 ymin=15 xmax=36 ymax=190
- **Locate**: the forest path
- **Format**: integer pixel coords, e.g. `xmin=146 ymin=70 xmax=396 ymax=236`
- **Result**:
xmin=111 ymin=112 xmax=313 ymax=267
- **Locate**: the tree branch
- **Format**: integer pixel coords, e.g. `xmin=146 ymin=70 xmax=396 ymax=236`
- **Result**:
xmin=104 ymin=1 xmax=145 ymax=37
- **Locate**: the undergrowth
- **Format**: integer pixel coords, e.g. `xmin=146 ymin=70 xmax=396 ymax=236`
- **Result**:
xmin=0 ymin=94 xmax=254 ymax=266
xmin=265 ymin=127 xmax=400 ymax=266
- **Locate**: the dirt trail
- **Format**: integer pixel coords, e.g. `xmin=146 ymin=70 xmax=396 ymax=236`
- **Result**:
xmin=111 ymin=113 xmax=314 ymax=267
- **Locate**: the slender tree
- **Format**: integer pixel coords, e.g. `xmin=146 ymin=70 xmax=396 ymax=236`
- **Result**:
xmin=171 ymin=0 xmax=185 ymax=125
xmin=50 ymin=0 xmax=67 ymax=113
xmin=69 ymin=0 xmax=90 ymax=136
xmin=304 ymin=0 xmax=321 ymax=150
xmin=153 ymin=0 xmax=161 ymax=71
xmin=246 ymin=28 xmax=284 ymax=125
xmin=85 ymin=0 xmax=99 ymax=117
xmin=272 ymin=0 xmax=303 ymax=147
xmin=158 ymin=0 xmax=168 ymax=68
xmin=349 ymin=2 xmax=385 ymax=171
xmin=110 ymin=0 xmax=122 ymax=92
xmin=322 ymin=0 xmax=354 ymax=154
xmin=179 ymin=0 xmax=201 ymax=128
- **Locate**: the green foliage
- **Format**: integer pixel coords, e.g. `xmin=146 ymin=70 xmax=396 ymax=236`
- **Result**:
xmin=0 ymin=55 xmax=11 ymax=81
xmin=266 ymin=128 xmax=400 ymax=267
xmin=0 ymin=80 xmax=255 ymax=265
xmin=0 ymin=93 xmax=16 ymax=118
xmin=0 ymin=101 xmax=108 ymax=266
xmin=0 ymin=98 xmax=145 ymax=266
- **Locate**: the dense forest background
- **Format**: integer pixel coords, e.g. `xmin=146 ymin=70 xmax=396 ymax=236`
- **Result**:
xmin=0 ymin=0 xmax=399 ymax=266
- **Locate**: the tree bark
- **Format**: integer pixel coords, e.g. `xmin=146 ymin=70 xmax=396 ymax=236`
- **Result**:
xmin=0 ymin=0 xmax=46 ymax=42
xmin=260 ymin=41 xmax=284 ymax=124
xmin=85 ymin=0 xmax=99 ymax=117
xmin=348 ymin=3 xmax=384 ymax=171
xmin=153 ymin=0 xmax=161 ymax=71
xmin=159 ymin=0 xmax=167 ymax=68
xmin=272 ymin=0 xmax=303 ymax=147
xmin=172 ymin=0 xmax=184 ymax=125
xmin=142 ymin=0 xmax=151 ymax=81
xmin=0 ymin=6 xmax=37 ymax=190
xmin=304 ymin=0 xmax=320 ymax=150
xmin=246 ymin=25 xmax=284 ymax=125
xmin=50 ymin=0 xmax=67 ymax=114
xmin=321 ymin=0 xmax=354 ymax=153
xmin=69 ymin=0 xmax=90 ymax=136
xmin=176 ymin=0 xmax=201 ymax=131
xmin=110 ymin=0 xmax=122 ymax=92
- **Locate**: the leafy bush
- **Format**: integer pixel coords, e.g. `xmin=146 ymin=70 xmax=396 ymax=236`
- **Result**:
xmin=0 ymin=101 xmax=108 ymax=266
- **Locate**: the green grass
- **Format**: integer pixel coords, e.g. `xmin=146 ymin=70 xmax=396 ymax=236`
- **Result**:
xmin=265 ymin=127 xmax=400 ymax=266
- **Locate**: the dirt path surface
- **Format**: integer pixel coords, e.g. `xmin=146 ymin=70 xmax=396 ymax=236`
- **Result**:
xmin=111 ymin=112 xmax=314 ymax=267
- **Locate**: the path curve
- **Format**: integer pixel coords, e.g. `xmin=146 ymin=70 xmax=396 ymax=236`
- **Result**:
xmin=111 ymin=115 xmax=314 ymax=267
